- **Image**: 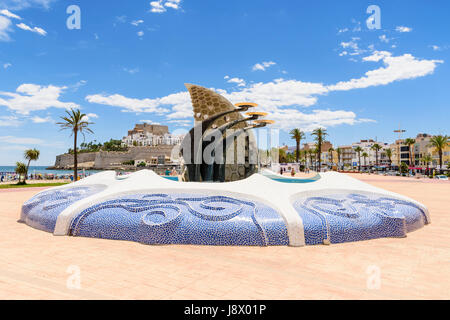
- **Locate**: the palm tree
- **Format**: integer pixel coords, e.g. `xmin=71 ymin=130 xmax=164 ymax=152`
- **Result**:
xmin=279 ymin=148 xmax=287 ymax=163
xmin=311 ymin=128 xmax=328 ymax=172
xmin=404 ymin=138 xmax=416 ymax=167
xmin=385 ymin=148 xmax=393 ymax=169
xmin=289 ymin=129 xmax=305 ymax=163
xmin=303 ymin=149 xmax=308 ymax=167
xmin=308 ymin=149 xmax=315 ymax=171
xmin=421 ymin=153 xmax=432 ymax=175
xmin=15 ymin=162 xmax=27 ymax=184
xmin=57 ymin=108 xmax=94 ymax=182
xmin=328 ymin=147 xmax=334 ymax=169
xmin=354 ymin=146 xmax=363 ymax=172
xmin=362 ymin=152 xmax=369 ymax=168
xmin=429 ymin=135 xmax=449 ymax=174
xmin=24 ymin=148 xmax=40 ymax=181
xmin=371 ymin=144 xmax=382 ymax=168
xmin=336 ymin=147 xmax=342 ymax=171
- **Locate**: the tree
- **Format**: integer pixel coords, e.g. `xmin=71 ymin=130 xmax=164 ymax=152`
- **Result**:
xmin=289 ymin=129 xmax=305 ymax=163
xmin=400 ymin=162 xmax=409 ymax=174
xmin=362 ymin=152 xmax=369 ymax=168
xmin=15 ymin=162 xmax=27 ymax=184
xmin=24 ymin=148 xmax=40 ymax=182
xmin=279 ymin=148 xmax=287 ymax=163
xmin=311 ymin=128 xmax=328 ymax=172
xmin=336 ymin=147 xmax=342 ymax=171
xmin=328 ymin=147 xmax=334 ymax=169
xmin=421 ymin=154 xmax=432 ymax=175
xmin=286 ymin=153 xmax=295 ymax=163
xmin=371 ymin=144 xmax=382 ymax=168
xmin=385 ymin=148 xmax=393 ymax=169
xmin=354 ymin=146 xmax=363 ymax=172
xmin=303 ymin=149 xmax=308 ymax=166
xmin=57 ymin=108 xmax=94 ymax=182
xmin=308 ymin=149 xmax=315 ymax=170
xmin=404 ymin=138 xmax=416 ymax=167
xmin=429 ymin=135 xmax=449 ymax=174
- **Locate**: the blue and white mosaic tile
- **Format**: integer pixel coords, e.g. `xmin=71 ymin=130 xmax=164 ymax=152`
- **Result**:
xmin=20 ymin=185 xmax=107 ymax=233
xmin=69 ymin=193 xmax=289 ymax=246
xmin=293 ymin=192 xmax=429 ymax=245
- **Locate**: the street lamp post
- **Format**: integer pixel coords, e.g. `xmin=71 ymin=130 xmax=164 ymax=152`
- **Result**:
xmin=394 ymin=127 xmax=406 ymax=168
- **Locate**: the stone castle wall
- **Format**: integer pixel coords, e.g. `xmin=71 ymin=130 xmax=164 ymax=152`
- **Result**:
xmin=54 ymin=152 xmax=97 ymax=168
xmin=53 ymin=146 xmax=175 ymax=169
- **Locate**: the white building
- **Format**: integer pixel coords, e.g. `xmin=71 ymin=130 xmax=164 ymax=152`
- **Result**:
xmin=121 ymin=124 xmax=184 ymax=147
xmin=350 ymin=140 xmax=390 ymax=167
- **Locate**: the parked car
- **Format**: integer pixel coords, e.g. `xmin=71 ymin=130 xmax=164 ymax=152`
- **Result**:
xmin=436 ymin=175 xmax=449 ymax=181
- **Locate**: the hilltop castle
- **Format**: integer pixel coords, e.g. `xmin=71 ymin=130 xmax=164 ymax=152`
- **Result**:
xmin=52 ymin=123 xmax=184 ymax=171
xmin=121 ymin=123 xmax=183 ymax=147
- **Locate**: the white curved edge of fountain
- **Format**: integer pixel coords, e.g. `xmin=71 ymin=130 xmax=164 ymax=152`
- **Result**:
xmin=41 ymin=169 xmax=429 ymax=247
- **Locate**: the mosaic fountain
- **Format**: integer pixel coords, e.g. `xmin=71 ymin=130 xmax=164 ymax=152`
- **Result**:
xmin=20 ymin=84 xmax=431 ymax=247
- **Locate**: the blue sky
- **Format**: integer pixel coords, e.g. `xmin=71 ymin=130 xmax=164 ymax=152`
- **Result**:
xmin=0 ymin=0 xmax=449 ymax=165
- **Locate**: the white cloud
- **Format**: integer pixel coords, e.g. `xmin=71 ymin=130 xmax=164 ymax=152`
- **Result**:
xmin=137 ymin=30 xmax=144 ymax=37
xmin=0 ymin=9 xmax=22 ymax=20
xmin=338 ymin=28 xmax=348 ymax=34
xmin=362 ymin=50 xmax=392 ymax=62
xmin=0 ymin=135 xmax=44 ymax=145
xmin=167 ymin=119 xmax=192 ymax=127
xmin=84 ymin=113 xmax=98 ymax=122
xmin=0 ymin=84 xmax=78 ymax=114
xmin=140 ymin=120 xmax=160 ymax=124
xmin=123 ymin=67 xmax=139 ymax=74
xmin=85 ymin=93 xmax=174 ymax=114
xmin=0 ymin=115 xmax=22 ymax=127
xmin=31 ymin=115 xmax=53 ymax=123
xmin=131 ymin=19 xmax=144 ymax=26
xmin=0 ymin=15 xmax=13 ymax=41
xmin=3 ymin=63 xmax=12 ymax=69
xmin=86 ymin=52 xmax=442 ymax=130
xmin=329 ymin=51 xmax=443 ymax=91
xmin=0 ymin=0 xmax=56 ymax=10
xmin=226 ymin=77 xmax=246 ymax=87
xmin=266 ymin=109 xmax=368 ymax=131
xmin=379 ymin=34 xmax=390 ymax=43
xmin=430 ymin=45 xmax=441 ymax=51
xmin=150 ymin=1 xmax=165 ymax=13
xmin=165 ymin=0 xmax=181 ymax=10
xmin=352 ymin=20 xmax=362 ymax=32
xmin=252 ymin=61 xmax=276 ymax=71
xmin=396 ymin=26 xmax=412 ymax=33
xmin=151 ymin=0 xmax=182 ymax=13
xmin=341 ymin=41 xmax=358 ymax=50
xmin=339 ymin=39 xmax=365 ymax=56
xmin=16 ymin=22 xmax=47 ymax=36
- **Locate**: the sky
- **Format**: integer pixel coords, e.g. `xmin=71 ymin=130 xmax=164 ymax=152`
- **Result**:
xmin=0 ymin=0 xmax=449 ymax=165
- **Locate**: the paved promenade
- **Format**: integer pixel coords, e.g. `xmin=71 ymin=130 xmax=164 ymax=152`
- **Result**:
xmin=0 ymin=174 xmax=448 ymax=299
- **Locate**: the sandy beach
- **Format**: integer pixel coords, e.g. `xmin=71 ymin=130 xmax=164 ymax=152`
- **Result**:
xmin=0 ymin=173 xmax=448 ymax=300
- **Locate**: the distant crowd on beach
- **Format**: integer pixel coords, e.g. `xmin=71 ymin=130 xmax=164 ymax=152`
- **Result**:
xmin=0 ymin=172 xmax=92 ymax=183
xmin=1 ymin=168 xmax=180 ymax=184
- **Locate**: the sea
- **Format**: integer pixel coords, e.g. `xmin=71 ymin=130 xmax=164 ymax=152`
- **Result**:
xmin=0 ymin=166 xmax=103 ymax=176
